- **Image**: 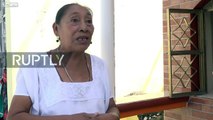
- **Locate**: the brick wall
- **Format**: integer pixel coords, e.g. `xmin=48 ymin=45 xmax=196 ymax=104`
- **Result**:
xmin=163 ymin=0 xmax=213 ymax=120
xmin=164 ymin=97 xmax=213 ymax=120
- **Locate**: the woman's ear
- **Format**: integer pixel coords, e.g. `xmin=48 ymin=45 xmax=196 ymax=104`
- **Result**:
xmin=52 ymin=23 xmax=59 ymax=36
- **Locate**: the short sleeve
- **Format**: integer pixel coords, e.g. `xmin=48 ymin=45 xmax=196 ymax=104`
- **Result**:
xmin=15 ymin=68 xmax=29 ymax=96
xmin=103 ymin=61 xmax=114 ymax=99
xmin=92 ymin=55 xmax=114 ymax=111
xmin=14 ymin=68 xmax=40 ymax=115
xmin=100 ymin=59 xmax=114 ymax=112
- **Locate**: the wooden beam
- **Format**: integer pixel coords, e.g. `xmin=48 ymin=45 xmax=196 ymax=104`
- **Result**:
xmin=117 ymin=96 xmax=189 ymax=118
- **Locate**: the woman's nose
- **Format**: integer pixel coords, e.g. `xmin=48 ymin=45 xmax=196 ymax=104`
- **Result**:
xmin=79 ymin=21 xmax=88 ymax=32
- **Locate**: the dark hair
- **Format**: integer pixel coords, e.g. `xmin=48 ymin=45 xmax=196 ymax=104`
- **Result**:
xmin=55 ymin=3 xmax=93 ymax=24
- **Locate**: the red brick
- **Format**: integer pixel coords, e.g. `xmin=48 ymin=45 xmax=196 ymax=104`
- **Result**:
xmin=190 ymin=97 xmax=213 ymax=105
xmin=165 ymin=111 xmax=182 ymax=119
xmin=180 ymin=1 xmax=201 ymax=9
xmin=192 ymin=110 xmax=213 ymax=120
xmin=169 ymin=5 xmax=181 ymax=9
xmin=185 ymin=116 xmax=206 ymax=120
xmin=163 ymin=0 xmax=170 ymax=7
xmin=163 ymin=21 xmax=167 ymax=26
xmin=202 ymin=105 xmax=213 ymax=113
xmin=164 ymin=85 xmax=169 ymax=92
xmin=163 ymin=26 xmax=168 ymax=33
xmin=170 ymin=0 xmax=185 ymax=6
xmin=188 ymin=102 xmax=202 ymax=110
xmin=164 ymin=116 xmax=177 ymax=120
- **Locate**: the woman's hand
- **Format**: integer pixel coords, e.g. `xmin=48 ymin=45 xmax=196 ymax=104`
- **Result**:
xmin=71 ymin=113 xmax=99 ymax=120
xmin=90 ymin=113 xmax=119 ymax=120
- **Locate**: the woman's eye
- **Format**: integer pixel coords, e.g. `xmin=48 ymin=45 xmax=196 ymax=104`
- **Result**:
xmin=86 ymin=19 xmax=93 ymax=24
xmin=71 ymin=18 xmax=80 ymax=23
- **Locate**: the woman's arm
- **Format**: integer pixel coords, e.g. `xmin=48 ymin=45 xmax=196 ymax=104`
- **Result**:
xmin=7 ymin=95 xmax=97 ymax=120
xmin=106 ymin=98 xmax=120 ymax=119
xmin=93 ymin=98 xmax=120 ymax=120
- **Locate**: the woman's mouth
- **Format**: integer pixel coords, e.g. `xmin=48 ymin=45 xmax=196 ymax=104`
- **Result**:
xmin=76 ymin=36 xmax=90 ymax=44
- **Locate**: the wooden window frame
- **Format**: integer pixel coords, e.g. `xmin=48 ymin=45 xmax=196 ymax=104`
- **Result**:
xmin=167 ymin=8 xmax=206 ymax=98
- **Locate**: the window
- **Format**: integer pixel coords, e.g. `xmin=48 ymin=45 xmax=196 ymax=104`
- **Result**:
xmin=167 ymin=0 xmax=213 ymax=98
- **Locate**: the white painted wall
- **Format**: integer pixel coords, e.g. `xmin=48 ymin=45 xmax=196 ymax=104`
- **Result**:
xmin=114 ymin=0 xmax=164 ymax=102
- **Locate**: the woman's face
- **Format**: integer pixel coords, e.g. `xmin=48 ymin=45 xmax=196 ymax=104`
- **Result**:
xmin=56 ymin=5 xmax=94 ymax=52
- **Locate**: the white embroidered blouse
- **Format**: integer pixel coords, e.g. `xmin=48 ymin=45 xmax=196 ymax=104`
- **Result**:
xmin=15 ymin=55 xmax=112 ymax=116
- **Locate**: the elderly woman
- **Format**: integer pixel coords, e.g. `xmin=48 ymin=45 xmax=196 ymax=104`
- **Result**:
xmin=8 ymin=3 xmax=119 ymax=120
